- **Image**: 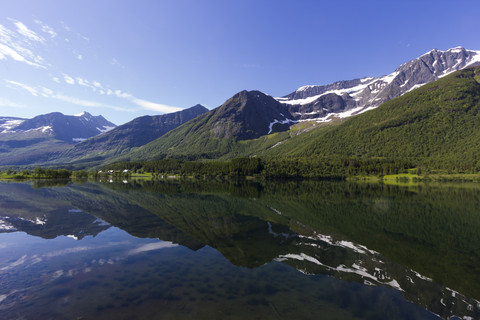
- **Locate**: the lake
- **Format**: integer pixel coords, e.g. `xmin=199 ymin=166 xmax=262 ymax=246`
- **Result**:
xmin=0 ymin=179 xmax=479 ymax=319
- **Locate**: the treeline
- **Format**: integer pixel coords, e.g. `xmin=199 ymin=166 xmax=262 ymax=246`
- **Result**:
xmin=104 ymin=157 xmax=414 ymax=179
xmin=0 ymin=167 xmax=73 ymax=179
xmin=105 ymin=158 xmax=264 ymax=177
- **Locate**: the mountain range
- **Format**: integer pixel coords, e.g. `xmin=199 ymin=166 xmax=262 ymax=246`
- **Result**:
xmin=0 ymin=112 xmax=116 ymax=166
xmin=1 ymin=46 xmax=479 ymax=168
xmin=51 ymin=104 xmax=209 ymax=167
xmin=113 ymin=47 xmax=480 ymax=164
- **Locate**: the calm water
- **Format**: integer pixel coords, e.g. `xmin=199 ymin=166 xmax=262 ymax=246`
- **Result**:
xmin=0 ymin=179 xmax=479 ymax=319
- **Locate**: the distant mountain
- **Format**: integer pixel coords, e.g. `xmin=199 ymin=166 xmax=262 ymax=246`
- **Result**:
xmin=8 ymin=111 xmax=116 ymax=142
xmin=52 ymin=104 xmax=209 ymax=167
xmin=0 ymin=111 xmax=116 ymax=166
xmin=277 ymin=47 xmax=480 ymax=122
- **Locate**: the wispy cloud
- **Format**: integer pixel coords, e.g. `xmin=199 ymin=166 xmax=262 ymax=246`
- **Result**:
xmin=69 ymin=76 xmax=182 ymax=113
xmin=0 ymin=21 xmax=47 ymax=68
xmin=51 ymin=94 xmax=134 ymax=112
xmin=132 ymin=99 xmax=182 ymax=113
xmin=34 ymin=20 xmax=57 ymax=38
xmin=12 ymin=20 xmax=44 ymax=43
xmin=62 ymin=73 xmax=75 ymax=85
xmin=76 ymin=77 xmax=89 ymax=87
xmin=4 ymin=79 xmax=136 ymax=113
xmin=5 ymin=80 xmax=39 ymax=96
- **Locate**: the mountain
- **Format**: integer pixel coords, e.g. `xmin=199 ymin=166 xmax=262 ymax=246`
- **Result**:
xmin=265 ymin=66 xmax=480 ymax=168
xmin=115 ymin=47 xmax=480 ymax=163
xmin=0 ymin=111 xmax=116 ymax=166
xmin=118 ymin=91 xmax=296 ymax=161
xmin=6 ymin=111 xmax=116 ymax=142
xmin=51 ymin=104 xmax=209 ymax=167
xmin=277 ymin=47 xmax=480 ymax=122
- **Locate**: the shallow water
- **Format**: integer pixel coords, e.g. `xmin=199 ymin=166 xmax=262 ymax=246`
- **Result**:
xmin=0 ymin=180 xmax=479 ymax=319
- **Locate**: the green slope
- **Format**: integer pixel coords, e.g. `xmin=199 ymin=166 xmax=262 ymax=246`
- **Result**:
xmin=265 ymin=67 xmax=480 ymax=169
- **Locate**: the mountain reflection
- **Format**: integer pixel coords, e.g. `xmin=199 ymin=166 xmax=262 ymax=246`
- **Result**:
xmin=0 ymin=180 xmax=479 ymax=319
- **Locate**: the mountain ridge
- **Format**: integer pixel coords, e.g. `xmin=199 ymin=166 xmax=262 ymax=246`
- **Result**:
xmin=49 ymin=104 xmax=209 ymax=167
xmin=277 ymin=47 xmax=480 ymax=122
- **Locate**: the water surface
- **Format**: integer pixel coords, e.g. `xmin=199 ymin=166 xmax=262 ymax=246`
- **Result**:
xmin=0 ymin=180 xmax=479 ymax=319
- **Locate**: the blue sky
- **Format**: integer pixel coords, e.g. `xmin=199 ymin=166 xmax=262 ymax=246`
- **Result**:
xmin=1 ymin=0 xmax=479 ymax=125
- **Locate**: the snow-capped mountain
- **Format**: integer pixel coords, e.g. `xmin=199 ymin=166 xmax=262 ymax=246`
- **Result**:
xmin=277 ymin=47 xmax=480 ymax=122
xmin=1 ymin=111 xmax=116 ymax=142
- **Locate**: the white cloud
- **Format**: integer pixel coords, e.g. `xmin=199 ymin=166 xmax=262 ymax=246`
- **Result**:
xmin=51 ymin=94 xmax=135 ymax=112
xmin=76 ymin=77 xmax=89 ymax=87
xmin=0 ymin=22 xmax=46 ymax=68
xmin=13 ymin=21 xmax=44 ymax=43
xmin=93 ymin=81 xmax=104 ymax=89
xmin=34 ymin=20 xmax=57 ymax=38
xmin=5 ymin=80 xmax=39 ymax=96
xmin=52 ymin=76 xmax=60 ymax=83
xmin=77 ymin=54 xmax=82 ymax=60
xmin=114 ymin=89 xmax=132 ymax=99
xmin=62 ymin=73 xmax=75 ymax=85
xmin=41 ymin=87 xmax=53 ymax=97
xmin=132 ymin=98 xmax=182 ymax=113
xmin=0 ymin=43 xmax=45 ymax=68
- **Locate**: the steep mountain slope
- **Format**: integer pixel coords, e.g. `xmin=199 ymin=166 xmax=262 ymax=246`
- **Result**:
xmin=53 ymin=104 xmax=208 ymax=166
xmin=266 ymin=66 xmax=480 ymax=168
xmin=278 ymin=47 xmax=480 ymax=122
xmin=0 ymin=112 xmax=116 ymax=166
xmin=119 ymin=91 xmax=295 ymax=161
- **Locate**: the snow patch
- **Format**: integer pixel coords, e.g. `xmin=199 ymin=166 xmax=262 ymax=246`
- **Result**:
xmin=0 ymin=119 xmax=24 ymax=132
xmin=97 ymin=126 xmax=115 ymax=133
xmin=72 ymin=138 xmax=87 ymax=142
xmin=296 ymin=85 xmax=316 ymax=92
xmin=406 ymin=83 xmax=426 ymax=92
xmin=0 ymin=218 xmax=16 ymax=231
xmin=268 ymin=118 xmax=297 ymax=134
xmin=35 ymin=217 xmax=46 ymax=225
xmin=379 ymin=71 xmax=399 ymax=85
xmin=277 ymin=78 xmax=377 ymax=106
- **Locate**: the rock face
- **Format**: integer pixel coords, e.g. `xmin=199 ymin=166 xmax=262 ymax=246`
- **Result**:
xmin=277 ymin=47 xmax=480 ymax=122
xmin=208 ymin=90 xmax=295 ymax=140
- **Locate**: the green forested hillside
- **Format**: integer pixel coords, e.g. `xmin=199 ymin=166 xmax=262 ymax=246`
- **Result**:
xmin=265 ymin=67 xmax=480 ymax=170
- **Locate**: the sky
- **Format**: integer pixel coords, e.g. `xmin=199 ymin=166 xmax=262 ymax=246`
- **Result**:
xmin=1 ymin=0 xmax=479 ymax=125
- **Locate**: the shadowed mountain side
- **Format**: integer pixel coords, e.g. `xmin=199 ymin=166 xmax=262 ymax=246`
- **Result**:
xmin=51 ymin=105 xmax=209 ymax=167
